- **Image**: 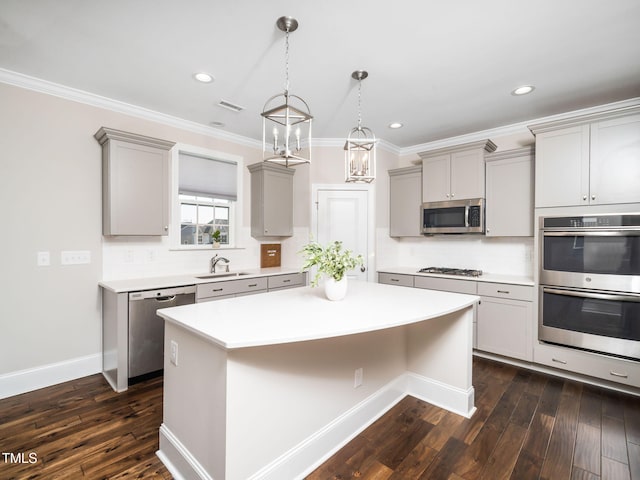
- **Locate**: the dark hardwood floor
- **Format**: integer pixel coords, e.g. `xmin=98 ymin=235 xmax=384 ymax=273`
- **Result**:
xmin=1 ymin=358 xmax=638 ymax=479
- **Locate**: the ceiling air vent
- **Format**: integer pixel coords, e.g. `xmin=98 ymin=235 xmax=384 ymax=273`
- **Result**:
xmin=217 ymin=100 xmax=244 ymax=112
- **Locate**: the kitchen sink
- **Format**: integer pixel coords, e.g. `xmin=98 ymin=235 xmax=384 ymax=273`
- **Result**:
xmin=195 ymin=272 xmax=251 ymax=279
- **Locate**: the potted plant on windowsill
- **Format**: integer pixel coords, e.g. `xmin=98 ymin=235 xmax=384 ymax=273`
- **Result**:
xmin=212 ymin=229 xmax=221 ymax=248
xmin=300 ymin=240 xmax=364 ymax=301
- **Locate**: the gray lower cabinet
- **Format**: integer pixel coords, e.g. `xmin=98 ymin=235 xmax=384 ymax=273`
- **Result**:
xmin=95 ymin=127 xmax=175 ymax=236
xmin=197 ymin=277 xmax=268 ymax=302
xmin=267 ymin=272 xmax=306 ymax=291
xmin=196 ymin=272 xmax=307 ymax=302
xmin=477 ymin=282 xmax=533 ymax=361
xmin=377 ymin=272 xmax=415 ymax=287
xmin=388 ymin=166 xmax=422 ymax=237
xmin=248 ymin=162 xmax=294 ymax=238
xmin=379 ymin=272 xmax=534 ymax=359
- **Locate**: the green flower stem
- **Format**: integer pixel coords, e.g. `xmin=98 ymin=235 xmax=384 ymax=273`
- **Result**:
xmin=300 ymin=240 xmax=364 ymax=287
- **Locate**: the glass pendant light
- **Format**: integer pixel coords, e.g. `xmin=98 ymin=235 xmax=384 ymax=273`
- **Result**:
xmin=345 ymin=70 xmax=376 ymax=183
xmin=262 ymin=16 xmax=313 ymax=167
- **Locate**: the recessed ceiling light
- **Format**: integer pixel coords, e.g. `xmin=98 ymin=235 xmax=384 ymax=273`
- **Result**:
xmin=193 ymin=72 xmax=214 ymax=83
xmin=511 ymin=85 xmax=535 ymax=96
xmin=388 ymin=122 xmax=403 ymax=129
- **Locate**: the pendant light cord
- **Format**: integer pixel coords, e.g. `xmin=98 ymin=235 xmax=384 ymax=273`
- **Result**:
xmin=284 ymin=28 xmax=290 ymax=95
xmin=357 ymin=78 xmax=362 ymax=130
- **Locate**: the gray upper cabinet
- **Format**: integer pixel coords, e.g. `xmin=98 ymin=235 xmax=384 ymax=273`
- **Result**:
xmin=95 ymin=127 xmax=175 ymax=236
xmin=388 ymin=165 xmax=422 ymax=237
xmin=530 ymin=108 xmax=640 ymax=208
xmin=418 ymin=140 xmax=497 ymax=202
xmin=485 ymin=146 xmax=535 ymax=237
xmin=247 ymin=162 xmax=294 ymax=238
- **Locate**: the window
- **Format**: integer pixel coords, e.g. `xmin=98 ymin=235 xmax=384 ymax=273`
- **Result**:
xmin=172 ymin=147 xmax=241 ymax=248
xmin=179 ymin=195 xmax=230 ymax=245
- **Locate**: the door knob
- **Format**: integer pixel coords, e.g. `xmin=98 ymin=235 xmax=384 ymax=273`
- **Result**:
xmin=360 ymin=266 xmax=366 ymax=272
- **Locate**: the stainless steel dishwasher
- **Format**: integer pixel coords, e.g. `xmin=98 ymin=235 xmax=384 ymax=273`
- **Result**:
xmin=128 ymin=285 xmax=196 ymax=379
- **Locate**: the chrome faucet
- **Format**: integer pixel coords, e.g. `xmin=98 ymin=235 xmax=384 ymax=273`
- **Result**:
xmin=210 ymin=254 xmax=230 ymax=273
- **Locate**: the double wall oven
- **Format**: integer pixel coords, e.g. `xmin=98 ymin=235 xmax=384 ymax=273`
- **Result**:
xmin=539 ymin=214 xmax=640 ymax=361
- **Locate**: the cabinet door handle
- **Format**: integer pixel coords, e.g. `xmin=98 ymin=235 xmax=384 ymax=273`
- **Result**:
xmin=552 ymin=358 xmax=567 ymax=365
xmin=583 ymin=195 xmax=587 ymax=201
xmin=610 ymin=371 xmax=628 ymax=378
xmin=591 ymin=195 xmax=596 ymax=201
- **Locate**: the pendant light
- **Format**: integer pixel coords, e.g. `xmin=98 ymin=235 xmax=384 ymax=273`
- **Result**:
xmin=345 ymin=70 xmax=376 ymax=183
xmin=262 ymin=16 xmax=313 ymax=167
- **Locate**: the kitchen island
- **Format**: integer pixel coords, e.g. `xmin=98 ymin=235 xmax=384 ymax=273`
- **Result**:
xmin=156 ymin=280 xmax=478 ymax=480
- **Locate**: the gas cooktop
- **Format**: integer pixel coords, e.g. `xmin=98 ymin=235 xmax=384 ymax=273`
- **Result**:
xmin=418 ymin=267 xmax=483 ymax=277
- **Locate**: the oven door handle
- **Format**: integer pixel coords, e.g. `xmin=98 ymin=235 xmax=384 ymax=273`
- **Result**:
xmin=543 ymin=287 xmax=640 ymax=302
xmin=543 ymin=230 xmax=640 ymax=237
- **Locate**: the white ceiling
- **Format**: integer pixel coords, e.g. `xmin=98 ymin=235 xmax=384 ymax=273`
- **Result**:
xmin=1 ymin=0 xmax=639 ymax=148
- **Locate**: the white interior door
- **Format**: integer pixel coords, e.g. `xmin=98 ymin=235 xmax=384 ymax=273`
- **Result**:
xmin=315 ymin=187 xmax=369 ymax=281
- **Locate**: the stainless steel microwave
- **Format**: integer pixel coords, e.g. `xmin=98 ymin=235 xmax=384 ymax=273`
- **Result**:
xmin=421 ymin=198 xmax=484 ymax=234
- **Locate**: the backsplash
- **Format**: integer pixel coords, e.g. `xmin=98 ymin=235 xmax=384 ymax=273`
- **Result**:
xmin=377 ymin=230 xmax=534 ymax=278
xmin=102 ymin=227 xmax=310 ymax=280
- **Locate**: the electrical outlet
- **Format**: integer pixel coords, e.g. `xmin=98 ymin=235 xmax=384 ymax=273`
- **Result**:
xmin=37 ymin=251 xmax=50 ymax=266
xmin=354 ymin=368 xmax=363 ymax=388
xmin=170 ymin=340 xmax=178 ymax=366
xmin=61 ymin=250 xmax=91 ymax=265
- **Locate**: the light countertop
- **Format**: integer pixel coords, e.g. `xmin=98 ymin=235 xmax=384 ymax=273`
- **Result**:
xmin=378 ymin=266 xmax=534 ymax=286
xmin=157 ymin=280 xmax=478 ymax=350
xmin=99 ymin=266 xmax=303 ymax=293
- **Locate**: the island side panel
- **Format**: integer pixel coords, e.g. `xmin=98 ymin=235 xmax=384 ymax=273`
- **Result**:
xmin=406 ymin=305 xmax=476 ymax=417
xmin=224 ymin=328 xmax=408 ymax=480
xmin=160 ymin=321 xmax=228 ymax=480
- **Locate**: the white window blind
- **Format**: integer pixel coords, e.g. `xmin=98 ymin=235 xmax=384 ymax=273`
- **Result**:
xmin=179 ymin=152 xmax=237 ymax=201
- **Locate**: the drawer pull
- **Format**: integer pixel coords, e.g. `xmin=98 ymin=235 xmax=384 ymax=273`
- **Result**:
xmin=212 ymin=288 xmax=224 ymax=292
xmin=391 ymin=278 xmax=400 ymax=282
xmin=248 ymin=283 xmax=258 ymax=288
xmin=552 ymin=358 xmax=567 ymax=365
xmin=610 ymin=371 xmax=628 ymax=379
xmin=497 ymin=290 xmax=510 ymax=294
xmin=283 ymin=279 xmax=291 ymax=283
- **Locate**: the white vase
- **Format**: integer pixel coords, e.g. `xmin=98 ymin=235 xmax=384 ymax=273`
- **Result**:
xmin=324 ymin=276 xmax=348 ymax=301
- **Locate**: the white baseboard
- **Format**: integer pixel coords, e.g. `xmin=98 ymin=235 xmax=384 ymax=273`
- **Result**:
xmin=157 ymin=372 xmax=474 ymax=480
xmin=406 ymin=371 xmax=476 ymax=419
xmin=158 ymin=425 xmax=213 ymax=480
xmin=0 ymin=353 xmax=102 ymax=399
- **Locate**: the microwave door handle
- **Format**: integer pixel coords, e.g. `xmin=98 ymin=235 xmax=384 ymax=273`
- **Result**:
xmin=464 ymin=206 xmax=469 ymax=227
xmin=543 ymin=287 xmax=640 ymax=303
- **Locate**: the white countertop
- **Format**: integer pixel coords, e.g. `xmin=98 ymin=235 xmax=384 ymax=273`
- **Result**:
xmin=98 ymin=266 xmax=302 ymax=293
xmin=157 ymin=280 xmax=479 ymax=350
xmin=378 ymin=266 xmax=534 ymax=286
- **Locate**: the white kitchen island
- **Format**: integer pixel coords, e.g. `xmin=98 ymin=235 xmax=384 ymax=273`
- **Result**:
xmin=156 ymin=280 xmax=478 ymax=480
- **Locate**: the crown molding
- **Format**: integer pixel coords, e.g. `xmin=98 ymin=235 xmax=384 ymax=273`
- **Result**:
xmin=0 ymin=68 xmax=263 ymax=149
xmin=2 ymin=68 xmax=638 ymax=158
xmin=311 ymin=137 xmax=402 ymax=155
xmin=400 ymin=96 xmax=640 ymax=157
